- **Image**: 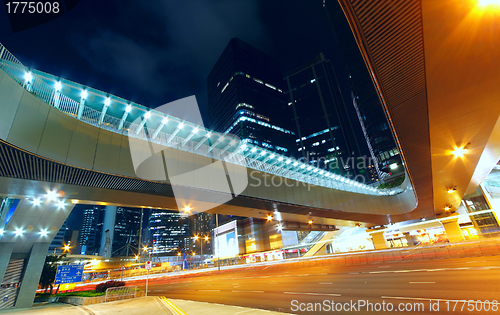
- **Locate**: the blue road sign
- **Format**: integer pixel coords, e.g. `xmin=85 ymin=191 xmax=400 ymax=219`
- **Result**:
xmin=54 ymin=265 xmax=84 ymax=284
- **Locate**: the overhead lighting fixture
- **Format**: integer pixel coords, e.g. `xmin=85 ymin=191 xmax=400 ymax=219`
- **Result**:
xmin=0 ymin=229 xmax=4 ymax=235
xmin=204 ymin=236 xmax=209 ymax=241
xmin=15 ymin=228 xmax=24 ymax=236
xmin=308 ymin=220 xmax=313 ymax=225
xmin=162 ymin=117 xmax=169 ymax=124
xmin=192 ymin=127 xmax=198 ymax=133
xmin=179 ymin=123 xmax=184 ymax=129
xmin=24 ymin=72 xmax=33 ymax=82
xmin=46 ymin=190 xmax=58 ymax=201
xmin=104 ymin=97 xmax=111 ymax=106
xmin=144 ymin=112 xmax=151 ymax=119
xmin=266 ymin=215 xmax=273 ymax=221
xmin=57 ymin=200 xmax=66 ymax=209
xmin=447 ymin=187 xmax=457 ymax=194
xmin=40 ymin=229 xmax=48 ymax=237
xmin=81 ymin=90 xmax=88 ymax=99
xmin=451 ymin=144 xmax=470 ymax=158
xmin=444 ymin=205 xmax=451 ymax=211
xmin=125 ymin=105 xmax=132 ymax=113
xmin=32 ymin=198 xmax=41 ymax=206
xmin=55 ymin=81 xmax=62 ymax=92
xmin=183 ymin=206 xmax=191 ymax=212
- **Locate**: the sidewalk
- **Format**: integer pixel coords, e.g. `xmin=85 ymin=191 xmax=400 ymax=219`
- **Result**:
xmin=0 ymin=297 xmax=291 ymax=315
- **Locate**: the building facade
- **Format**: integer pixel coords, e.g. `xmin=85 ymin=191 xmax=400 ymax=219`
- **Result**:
xmin=148 ymin=209 xmax=189 ymax=254
xmin=325 ymin=0 xmax=403 ymax=182
xmin=78 ymin=206 xmax=105 ymax=255
xmin=284 ymin=53 xmax=373 ymax=182
xmin=208 ymin=38 xmax=295 ymax=155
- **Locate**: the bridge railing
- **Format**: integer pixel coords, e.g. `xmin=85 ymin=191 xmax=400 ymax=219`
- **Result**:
xmin=0 ymin=42 xmax=405 ymax=197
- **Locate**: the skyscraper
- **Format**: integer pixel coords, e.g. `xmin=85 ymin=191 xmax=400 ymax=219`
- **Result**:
xmin=325 ymin=0 xmax=403 ymax=181
xmin=112 ymin=207 xmax=141 ymax=256
xmin=78 ymin=206 xmax=105 ymax=255
xmin=284 ymin=53 xmax=372 ymax=181
xmin=208 ymin=38 xmax=295 ymax=155
xmin=148 ymin=209 xmax=189 ymax=254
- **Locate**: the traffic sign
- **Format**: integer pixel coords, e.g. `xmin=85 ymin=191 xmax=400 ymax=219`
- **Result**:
xmin=54 ymin=265 xmax=84 ymax=284
xmin=121 ymin=265 xmax=126 ymax=271
xmin=145 ymin=261 xmax=152 ymax=270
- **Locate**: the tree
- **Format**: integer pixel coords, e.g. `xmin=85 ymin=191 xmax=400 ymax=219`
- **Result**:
xmin=39 ymin=254 xmax=65 ymax=294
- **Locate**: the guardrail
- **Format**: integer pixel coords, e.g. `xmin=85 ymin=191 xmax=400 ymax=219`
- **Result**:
xmin=0 ymin=42 xmax=405 ymax=196
xmin=105 ymin=285 xmax=137 ymax=302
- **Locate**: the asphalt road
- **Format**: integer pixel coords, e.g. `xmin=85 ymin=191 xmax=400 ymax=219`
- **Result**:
xmin=140 ymin=256 xmax=500 ymax=314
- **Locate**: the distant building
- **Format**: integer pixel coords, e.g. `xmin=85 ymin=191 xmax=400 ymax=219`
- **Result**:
xmin=112 ymin=207 xmax=142 ymax=256
xmin=208 ymin=38 xmax=295 ymax=155
xmin=48 ymin=220 xmax=67 ymax=254
xmin=284 ymin=53 xmax=372 ymax=181
xmin=78 ymin=206 xmax=105 ymax=255
xmin=148 ymin=210 xmax=188 ymax=254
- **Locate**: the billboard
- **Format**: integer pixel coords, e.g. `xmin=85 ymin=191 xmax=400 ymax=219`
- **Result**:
xmin=214 ymin=220 xmax=239 ymax=258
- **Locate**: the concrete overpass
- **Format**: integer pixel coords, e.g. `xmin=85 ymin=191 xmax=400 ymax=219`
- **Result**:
xmin=1 ymin=0 xmax=500 ymax=305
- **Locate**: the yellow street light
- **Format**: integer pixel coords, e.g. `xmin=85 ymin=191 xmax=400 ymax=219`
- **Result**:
xmin=308 ymin=220 xmax=313 ymax=225
xmin=267 ymin=215 xmax=273 ymax=221
xmin=194 ymin=235 xmax=199 ymax=241
xmin=143 ymin=246 xmax=148 ymax=252
xmin=177 ymin=252 xmax=181 ymax=256
xmin=192 ymin=252 xmax=196 ymax=256
xmin=204 ymin=236 xmax=209 ymax=241
xmin=63 ymin=245 xmax=70 ymax=252
xmin=135 ymin=255 xmax=139 ymax=260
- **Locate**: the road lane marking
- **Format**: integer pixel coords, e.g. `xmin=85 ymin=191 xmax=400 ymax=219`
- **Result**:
xmin=409 ymin=282 xmax=435 ymax=284
xmin=284 ymin=292 xmax=341 ymax=297
xmin=198 ymin=289 xmax=220 ymax=292
xmin=382 ymin=296 xmax=484 ymax=303
xmin=232 ymin=290 xmax=264 ymax=293
xmin=159 ymin=297 xmax=187 ymax=315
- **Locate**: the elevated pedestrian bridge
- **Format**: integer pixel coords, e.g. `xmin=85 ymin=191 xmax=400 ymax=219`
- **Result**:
xmin=0 ymin=42 xmax=415 ymax=227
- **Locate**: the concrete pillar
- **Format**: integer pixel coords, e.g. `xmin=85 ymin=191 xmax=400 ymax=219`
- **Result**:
xmin=100 ymin=206 xmax=117 ymax=257
xmin=0 ymin=242 xmax=15 ymax=284
xmin=370 ymin=230 xmax=387 ymax=249
xmin=441 ymin=217 xmax=465 ymax=242
xmin=14 ymin=242 xmax=50 ymax=308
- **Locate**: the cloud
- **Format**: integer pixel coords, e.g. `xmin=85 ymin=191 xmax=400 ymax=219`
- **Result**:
xmin=70 ymin=1 xmax=267 ymax=106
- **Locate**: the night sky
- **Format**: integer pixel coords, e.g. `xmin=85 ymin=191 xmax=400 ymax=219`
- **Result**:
xmin=1 ymin=0 xmax=353 ymax=230
xmin=0 ymin=0 xmax=350 ymax=123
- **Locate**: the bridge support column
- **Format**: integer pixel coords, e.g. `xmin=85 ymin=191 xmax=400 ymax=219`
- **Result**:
xmin=370 ymin=230 xmax=387 ymax=249
xmin=14 ymin=242 xmax=50 ymax=308
xmin=441 ymin=217 xmax=464 ymax=243
xmin=0 ymin=242 xmax=15 ymax=284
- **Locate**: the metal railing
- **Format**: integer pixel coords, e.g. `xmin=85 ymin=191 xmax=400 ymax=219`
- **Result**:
xmin=0 ymin=42 xmax=405 ymax=196
xmin=105 ymin=285 xmax=137 ymax=302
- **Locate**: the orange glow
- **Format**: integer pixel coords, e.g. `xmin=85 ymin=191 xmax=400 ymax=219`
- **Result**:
xmin=183 ymin=206 xmax=191 ymax=212
xmin=479 ymin=0 xmax=500 ymax=7
xmin=267 ymin=215 xmax=273 ymax=221
xmin=204 ymin=236 xmax=209 ymax=241
xmin=308 ymin=220 xmax=313 ymax=224
xmin=63 ymin=245 xmax=70 ymax=251
xmin=177 ymin=252 xmax=181 ymax=256
xmin=194 ymin=235 xmax=199 ymax=240
xmin=444 ymin=206 xmax=451 ymax=211
xmin=447 ymin=187 xmax=456 ymax=193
